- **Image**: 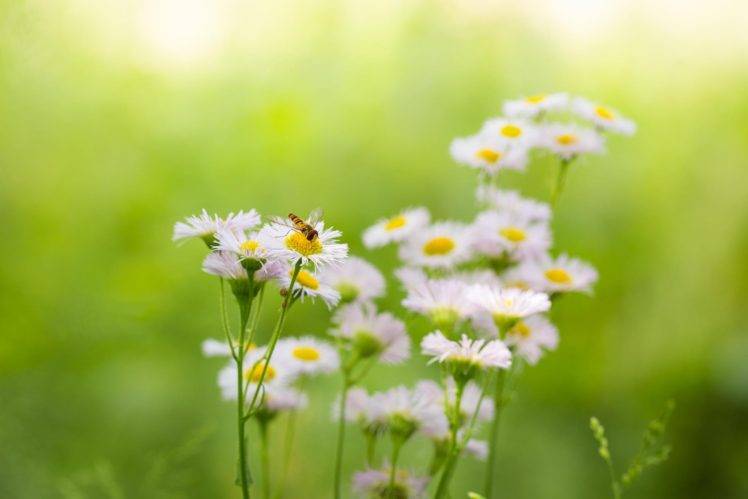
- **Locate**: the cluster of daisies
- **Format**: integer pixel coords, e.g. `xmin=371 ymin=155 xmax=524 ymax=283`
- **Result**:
xmin=173 ymin=91 xmax=633 ymax=498
xmin=450 ymin=93 xmax=635 ymax=176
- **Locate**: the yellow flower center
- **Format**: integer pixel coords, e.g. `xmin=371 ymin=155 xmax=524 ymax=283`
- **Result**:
xmin=476 ymin=148 xmax=501 ymax=163
xmin=295 ymin=270 xmax=319 ymax=290
xmin=423 ymin=237 xmax=455 ymax=256
xmin=284 ymin=231 xmax=323 ymax=256
xmin=385 ymin=215 xmax=407 ymax=231
xmin=245 ymin=361 xmax=276 ymax=383
xmin=500 ymin=124 xmax=522 ymax=138
xmin=293 ymin=346 xmax=320 ymax=362
xmin=240 ymin=240 xmax=260 ymax=252
xmin=504 ymin=279 xmax=530 ymax=290
xmin=556 ymin=134 xmax=578 ymax=146
xmin=525 ymin=94 xmax=546 ymax=104
xmin=595 ymin=106 xmax=614 ymax=120
xmin=510 ymin=321 xmax=531 ymax=337
xmin=545 ymin=268 xmax=572 ymax=284
xmin=499 ymin=226 xmax=526 ymax=243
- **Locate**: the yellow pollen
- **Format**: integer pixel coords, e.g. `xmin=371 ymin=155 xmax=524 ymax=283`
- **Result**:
xmin=293 ymin=346 xmax=320 ymax=362
xmin=284 ymin=231 xmax=323 ymax=256
xmin=245 ymin=362 xmax=276 ymax=383
xmin=525 ymin=94 xmax=546 ymax=104
xmin=385 ymin=215 xmax=407 ymax=231
xmin=476 ymin=148 xmax=501 ymax=163
xmin=499 ymin=226 xmax=526 ymax=243
xmin=423 ymin=237 xmax=455 ymax=256
xmin=556 ymin=134 xmax=578 ymax=146
xmin=545 ymin=268 xmax=572 ymax=284
xmin=595 ymin=106 xmax=614 ymax=120
xmin=510 ymin=321 xmax=532 ymax=337
xmin=240 ymin=240 xmax=259 ymax=252
xmin=500 ymin=124 xmax=522 ymax=138
xmin=295 ymin=270 xmax=319 ymax=290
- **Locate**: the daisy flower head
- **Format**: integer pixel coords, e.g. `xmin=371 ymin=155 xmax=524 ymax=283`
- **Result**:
xmin=467 ymin=285 xmax=551 ymax=330
xmin=464 ymin=439 xmax=489 ymax=461
xmin=216 ymin=351 xmax=296 ymax=402
xmin=201 ymin=338 xmax=259 ymax=358
xmin=421 ymin=331 xmax=511 ymax=380
xmin=502 ymin=92 xmax=570 ymax=119
xmin=476 ymin=184 xmax=552 ymax=223
xmin=572 ymin=97 xmax=636 ymax=135
xmin=444 ymin=378 xmax=494 ymax=423
xmin=369 ymin=385 xmax=444 ymax=439
xmin=254 ymin=258 xmax=287 ymax=283
xmin=449 ymin=133 xmax=529 ymax=175
xmin=398 ymin=222 xmax=473 ymax=270
xmin=262 ymin=217 xmax=348 ymax=268
xmin=505 ymin=315 xmax=559 ymax=365
xmin=173 ymin=209 xmax=260 ymax=245
xmin=479 ymin=117 xmax=537 ymax=150
xmin=330 ymin=302 xmax=410 ymax=364
xmin=275 ymin=336 xmax=340 ymax=376
xmin=279 ymin=265 xmax=340 ymax=309
xmin=470 ymin=210 xmax=551 ymax=261
xmin=202 ymin=251 xmax=247 ymax=281
xmin=539 ymin=123 xmax=605 ymax=160
xmin=513 ymin=253 xmax=598 ymax=295
xmin=401 ymin=278 xmax=474 ymax=331
xmin=214 ymin=228 xmax=269 ymax=263
xmin=319 ymin=256 xmax=386 ymax=304
xmin=332 ymin=387 xmax=374 ymax=424
xmin=261 ymin=386 xmax=309 ymax=415
xmin=362 ymin=207 xmax=430 ymax=249
xmin=352 ymin=466 xmax=429 ymax=499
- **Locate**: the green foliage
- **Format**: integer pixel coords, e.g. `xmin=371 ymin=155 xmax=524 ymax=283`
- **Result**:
xmin=590 ymin=400 xmax=676 ymax=498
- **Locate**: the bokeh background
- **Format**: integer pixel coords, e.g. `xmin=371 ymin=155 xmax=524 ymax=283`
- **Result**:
xmin=1 ymin=0 xmax=747 ymax=497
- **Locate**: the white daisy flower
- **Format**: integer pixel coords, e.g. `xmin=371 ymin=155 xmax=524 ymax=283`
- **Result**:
xmin=173 ymin=209 xmax=260 ymax=244
xmin=202 ymin=251 xmax=248 ymax=281
xmin=464 ymin=439 xmax=489 ymax=460
xmin=476 ymin=184 xmax=552 ymax=223
xmin=398 ymin=222 xmax=473 ymax=269
xmin=502 ymin=93 xmax=570 ymax=119
xmin=263 ymin=386 xmax=308 ymax=413
xmin=512 ymin=254 xmax=598 ymax=294
xmin=470 ymin=210 xmax=551 ymax=261
xmin=417 ymin=379 xmax=494 ymax=425
xmin=214 ymin=228 xmax=269 ymax=261
xmin=352 ymin=466 xmax=429 ymax=498
xmin=394 ymin=267 xmax=428 ymax=289
xmin=319 ymin=256 xmax=386 ymax=304
xmin=421 ymin=331 xmax=511 ymax=371
xmin=572 ymin=97 xmax=636 ymax=135
xmin=504 ymin=315 xmax=559 ymax=365
xmin=201 ymin=338 xmax=260 ymax=358
xmin=467 ymin=285 xmax=551 ymax=328
xmin=330 ymin=302 xmax=410 ymax=364
xmin=369 ymin=385 xmax=444 ymax=437
xmin=332 ymin=387 xmax=375 ymax=424
xmin=254 ymin=258 xmax=287 ymax=283
xmin=449 ymin=134 xmax=529 ymax=175
xmin=262 ymin=219 xmax=348 ymax=268
xmin=279 ymin=266 xmax=341 ymax=309
xmin=216 ymin=351 xmax=297 ymax=402
xmin=401 ymin=278 xmax=474 ymax=330
xmin=539 ymin=123 xmax=605 ymax=160
xmin=274 ymin=336 xmax=340 ymax=375
xmin=479 ymin=117 xmax=537 ymax=149
xmin=362 ymin=207 xmax=430 ymax=249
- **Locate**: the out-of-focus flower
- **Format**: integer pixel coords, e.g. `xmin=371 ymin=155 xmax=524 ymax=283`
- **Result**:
xmin=202 ymin=251 xmax=248 ymax=281
xmin=470 ymin=210 xmax=551 ymax=261
xmin=275 ymin=336 xmax=340 ymax=375
xmin=538 ymin=123 xmax=605 ymax=160
xmin=402 ymin=278 xmax=474 ymax=331
xmin=476 ymin=185 xmax=552 ymax=223
xmin=479 ymin=117 xmax=537 ymax=150
xmin=504 ymin=315 xmax=559 ymax=365
xmin=450 ymin=134 xmax=529 ymax=175
xmin=362 ymin=207 xmax=430 ymax=249
xmin=279 ymin=266 xmax=341 ymax=308
xmin=467 ymin=285 xmax=551 ymax=328
xmin=352 ymin=465 xmax=429 ymax=498
xmin=331 ymin=302 xmax=410 ymax=364
xmin=398 ymin=222 xmax=473 ymax=269
xmin=421 ymin=331 xmax=511 ymax=372
xmin=502 ymin=93 xmax=569 ymax=119
xmin=572 ymin=97 xmax=636 ymax=135
xmin=511 ymin=254 xmax=598 ymax=294
xmin=320 ymin=256 xmax=386 ymax=304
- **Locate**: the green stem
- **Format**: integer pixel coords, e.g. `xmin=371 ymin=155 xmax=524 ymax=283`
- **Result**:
xmin=219 ymin=279 xmax=236 ymax=359
xmin=275 ymin=377 xmax=304 ymax=499
xmin=333 ymin=377 xmax=350 ymax=499
xmin=485 ymin=369 xmax=507 ymax=499
xmin=259 ymin=420 xmax=271 ymax=499
xmin=247 ymin=260 xmax=302 ymax=413
xmin=551 ymin=158 xmax=572 ymax=208
xmin=235 ymin=278 xmax=256 ymax=499
xmin=433 ymin=381 xmax=466 ymax=499
xmin=387 ymin=439 xmax=403 ymax=498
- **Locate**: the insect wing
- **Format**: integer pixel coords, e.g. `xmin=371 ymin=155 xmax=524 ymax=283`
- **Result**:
xmin=307 ymin=207 xmax=324 ymax=227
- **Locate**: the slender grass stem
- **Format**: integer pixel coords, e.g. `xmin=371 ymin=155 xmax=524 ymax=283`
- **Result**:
xmin=387 ymin=440 xmax=403 ymax=498
xmin=485 ymin=369 xmax=507 ymax=499
xmin=333 ymin=377 xmax=350 ymax=499
xmin=433 ymin=381 xmax=466 ymax=499
xmin=259 ymin=420 xmax=271 ymax=499
xmin=275 ymin=377 xmax=304 ymax=499
xmin=218 ymin=279 xmax=236 ymax=359
xmin=551 ymin=158 xmax=572 ymax=208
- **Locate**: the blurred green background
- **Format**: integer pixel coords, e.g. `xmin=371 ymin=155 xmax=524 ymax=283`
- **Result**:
xmin=1 ymin=0 xmax=747 ymax=497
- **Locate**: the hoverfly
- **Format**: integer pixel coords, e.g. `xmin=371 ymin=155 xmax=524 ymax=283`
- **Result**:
xmin=278 ymin=208 xmax=323 ymax=242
